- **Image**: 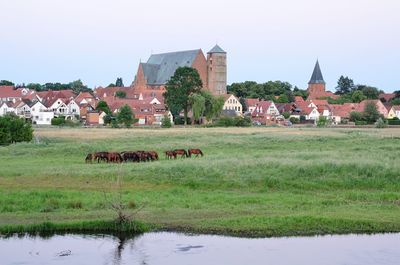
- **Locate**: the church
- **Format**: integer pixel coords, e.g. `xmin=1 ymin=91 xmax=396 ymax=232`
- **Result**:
xmin=307 ymin=60 xmax=337 ymax=100
xmin=131 ymin=44 xmax=227 ymax=96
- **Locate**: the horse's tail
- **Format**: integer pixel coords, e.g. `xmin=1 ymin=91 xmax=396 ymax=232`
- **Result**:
xmin=200 ymin=150 xmax=204 ymax=156
xmin=184 ymin=150 xmax=189 ymax=157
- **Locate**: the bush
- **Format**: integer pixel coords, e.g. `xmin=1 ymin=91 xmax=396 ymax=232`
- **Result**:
xmin=51 ymin=117 xmax=66 ymax=126
xmin=350 ymin=111 xmax=363 ymax=122
xmin=282 ymin=112 xmax=290 ymax=119
xmin=375 ymin=118 xmax=387 ymax=128
xmin=317 ymin=116 xmax=328 ymax=127
xmin=215 ymin=116 xmax=251 ymax=127
xmin=161 ymin=114 xmax=172 ymax=128
xmin=388 ymin=119 xmax=400 ymax=125
xmin=289 ymin=117 xmax=300 ymax=124
xmin=0 ymin=114 xmax=33 ymax=145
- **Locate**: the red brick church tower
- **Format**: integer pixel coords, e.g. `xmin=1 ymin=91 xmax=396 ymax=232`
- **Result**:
xmin=307 ymin=60 xmax=326 ymax=97
xmin=306 ymin=60 xmax=337 ymax=100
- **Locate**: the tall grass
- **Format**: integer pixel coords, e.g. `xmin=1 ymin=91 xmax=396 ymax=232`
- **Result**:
xmin=0 ymin=127 xmax=399 ymax=236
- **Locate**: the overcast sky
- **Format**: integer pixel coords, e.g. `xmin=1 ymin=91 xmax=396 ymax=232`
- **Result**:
xmin=1 ymin=0 xmax=399 ymax=91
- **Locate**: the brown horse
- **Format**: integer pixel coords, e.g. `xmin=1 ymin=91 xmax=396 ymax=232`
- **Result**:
xmin=94 ymin=152 xmax=109 ymax=163
xmin=148 ymin=151 xmax=159 ymax=161
xmin=174 ymin=149 xmax=188 ymax=158
xmin=188 ymin=149 xmax=204 ymax=158
xmin=165 ymin=151 xmax=177 ymax=160
xmin=122 ymin=151 xmax=140 ymax=162
xmin=85 ymin=153 xmax=94 ymax=163
xmin=107 ymin=152 xmax=122 ymax=163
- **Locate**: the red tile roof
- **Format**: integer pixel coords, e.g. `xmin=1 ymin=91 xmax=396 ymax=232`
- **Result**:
xmin=379 ymin=93 xmax=395 ymax=102
xmin=0 ymin=86 xmax=21 ymax=98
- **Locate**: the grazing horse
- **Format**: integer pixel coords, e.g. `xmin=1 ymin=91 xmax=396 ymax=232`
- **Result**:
xmin=148 ymin=151 xmax=159 ymax=161
xmin=107 ymin=152 xmax=122 ymax=163
xmin=174 ymin=149 xmax=188 ymax=158
xmin=122 ymin=152 xmax=140 ymax=162
xmin=85 ymin=153 xmax=94 ymax=163
xmin=94 ymin=152 xmax=109 ymax=163
xmin=165 ymin=151 xmax=177 ymax=160
xmin=188 ymin=149 xmax=204 ymax=158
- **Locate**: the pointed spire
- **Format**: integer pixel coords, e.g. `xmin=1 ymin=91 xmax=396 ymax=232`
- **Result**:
xmin=208 ymin=44 xmax=226 ymax=54
xmin=308 ymin=60 xmax=325 ymax=84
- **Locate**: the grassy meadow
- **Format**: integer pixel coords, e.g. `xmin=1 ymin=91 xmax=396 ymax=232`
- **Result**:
xmin=0 ymin=127 xmax=399 ymax=237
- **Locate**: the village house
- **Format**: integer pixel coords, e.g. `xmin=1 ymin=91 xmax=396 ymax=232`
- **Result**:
xmin=250 ymin=100 xmax=280 ymax=125
xmin=223 ymin=94 xmax=242 ymax=114
xmin=386 ymin=105 xmax=400 ymax=119
xmin=0 ymin=101 xmax=15 ymax=116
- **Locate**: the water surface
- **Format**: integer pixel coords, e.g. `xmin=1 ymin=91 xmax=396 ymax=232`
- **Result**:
xmin=1 ymin=232 xmax=399 ymax=265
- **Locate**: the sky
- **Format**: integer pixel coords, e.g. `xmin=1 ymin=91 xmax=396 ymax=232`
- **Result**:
xmin=1 ymin=0 xmax=399 ymax=92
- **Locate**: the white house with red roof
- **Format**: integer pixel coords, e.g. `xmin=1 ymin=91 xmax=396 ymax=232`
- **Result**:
xmin=0 ymin=102 xmax=15 ymax=116
xmin=223 ymin=94 xmax=242 ymax=114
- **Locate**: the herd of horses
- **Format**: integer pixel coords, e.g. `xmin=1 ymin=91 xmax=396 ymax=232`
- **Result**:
xmin=85 ymin=149 xmax=204 ymax=164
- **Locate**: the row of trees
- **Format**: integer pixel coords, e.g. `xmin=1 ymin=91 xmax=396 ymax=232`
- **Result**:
xmin=0 ymin=114 xmax=33 ymax=145
xmin=333 ymin=76 xmax=383 ymax=103
xmin=1 ymin=79 xmax=92 ymax=94
xmin=163 ymin=67 xmax=225 ymax=125
xmin=227 ymin=81 xmax=308 ymax=104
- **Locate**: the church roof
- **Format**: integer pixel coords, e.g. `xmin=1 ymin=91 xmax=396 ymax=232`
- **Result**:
xmin=143 ymin=49 xmax=201 ymax=85
xmin=208 ymin=44 xmax=226 ymax=54
xmin=308 ymin=60 xmax=325 ymax=84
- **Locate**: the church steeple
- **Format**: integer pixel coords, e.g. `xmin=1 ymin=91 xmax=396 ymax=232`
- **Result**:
xmin=308 ymin=60 xmax=325 ymax=84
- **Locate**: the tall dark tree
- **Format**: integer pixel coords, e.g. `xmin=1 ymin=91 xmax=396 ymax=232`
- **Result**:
xmin=164 ymin=67 xmax=203 ymax=125
xmin=115 ymin=78 xmax=124 ymax=87
xmin=336 ymin=76 xmax=355 ymax=95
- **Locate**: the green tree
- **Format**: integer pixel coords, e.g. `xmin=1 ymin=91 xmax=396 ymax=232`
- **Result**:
xmin=0 ymin=80 xmax=14 ymax=86
xmin=336 ymin=76 xmax=355 ymax=95
xmin=351 ymin=90 xmax=367 ymax=103
xmin=69 ymin=79 xmax=91 ymax=94
xmin=350 ymin=111 xmax=363 ymax=122
xmin=275 ymin=94 xmax=289 ymax=103
xmin=115 ymin=78 xmax=124 ymax=87
xmin=164 ymin=67 xmax=203 ymax=125
xmin=364 ymin=102 xmax=381 ymax=123
xmin=357 ymin=85 xmax=380 ymax=99
xmin=189 ymin=93 xmax=206 ymax=124
xmin=96 ymin=100 xmax=111 ymax=115
xmin=26 ymin=83 xmax=43 ymax=91
xmin=117 ymin=104 xmax=136 ymax=128
xmin=161 ymin=114 xmax=172 ymax=128
xmin=0 ymin=114 xmax=33 ymax=145
xmin=115 ymin=91 xmax=126 ymax=98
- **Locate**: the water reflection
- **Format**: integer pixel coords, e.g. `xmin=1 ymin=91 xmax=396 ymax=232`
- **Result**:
xmin=1 ymin=232 xmax=399 ymax=265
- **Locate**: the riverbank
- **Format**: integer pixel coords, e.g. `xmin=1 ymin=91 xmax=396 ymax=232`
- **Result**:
xmin=0 ymin=127 xmax=399 ymax=237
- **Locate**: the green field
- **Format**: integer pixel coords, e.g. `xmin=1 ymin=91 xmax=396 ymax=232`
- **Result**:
xmin=0 ymin=127 xmax=399 ymax=237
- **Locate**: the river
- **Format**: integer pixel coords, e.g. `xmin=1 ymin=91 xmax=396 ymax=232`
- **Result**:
xmin=1 ymin=232 xmax=399 ymax=265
